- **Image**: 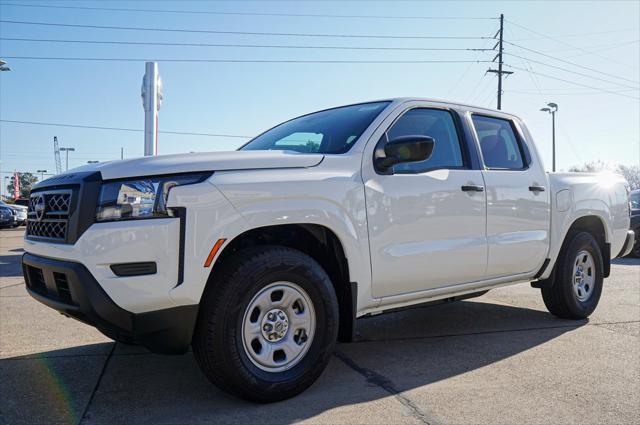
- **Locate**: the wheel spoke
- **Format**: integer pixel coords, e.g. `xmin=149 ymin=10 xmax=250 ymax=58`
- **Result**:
xmin=280 ymin=336 xmax=303 ymax=359
xmin=275 ymin=287 xmax=297 ymax=308
xmin=244 ymin=321 xmax=262 ymax=336
xmin=253 ymin=293 xmax=272 ymax=313
xmin=290 ymin=311 xmax=311 ymax=331
xmin=256 ymin=343 xmax=276 ymax=367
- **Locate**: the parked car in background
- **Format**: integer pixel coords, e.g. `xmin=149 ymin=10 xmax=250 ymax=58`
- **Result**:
xmin=13 ymin=198 xmax=30 ymax=207
xmin=0 ymin=205 xmax=16 ymax=228
xmin=0 ymin=201 xmax=27 ymax=226
xmin=629 ymin=189 xmax=640 ymax=257
xmin=21 ymin=98 xmax=634 ymax=402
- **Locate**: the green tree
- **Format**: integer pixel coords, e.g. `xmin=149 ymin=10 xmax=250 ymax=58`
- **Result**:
xmin=569 ymin=161 xmax=640 ymax=190
xmin=6 ymin=173 xmax=38 ymax=198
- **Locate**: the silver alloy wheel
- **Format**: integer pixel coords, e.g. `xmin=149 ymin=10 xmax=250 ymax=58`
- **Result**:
xmin=573 ymin=250 xmax=595 ymax=302
xmin=241 ymin=281 xmax=316 ymax=372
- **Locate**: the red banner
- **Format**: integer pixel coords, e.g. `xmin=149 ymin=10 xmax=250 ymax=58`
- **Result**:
xmin=13 ymin=172 xmax=20 ymax=199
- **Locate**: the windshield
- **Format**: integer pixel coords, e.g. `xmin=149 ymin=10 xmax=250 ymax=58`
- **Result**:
xmin=240 ymin=101 xmax=390 ymax=154
xmin=631 ymin=191 xmax=640 ymax=209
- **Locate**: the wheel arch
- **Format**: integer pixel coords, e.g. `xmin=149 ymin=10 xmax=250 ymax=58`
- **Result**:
xmin=205 ymin=223 xmax=357 ymax=342
xmin=536 ymin=214 xmax=611 ymax=288
xmin=564 ymin=215 xmax=610 ymax=277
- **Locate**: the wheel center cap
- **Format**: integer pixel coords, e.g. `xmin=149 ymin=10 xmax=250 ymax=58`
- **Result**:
xmin=261 ymin=308 xmax=289 ymax=342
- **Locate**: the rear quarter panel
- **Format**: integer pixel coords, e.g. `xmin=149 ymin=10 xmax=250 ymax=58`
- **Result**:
xmin=542 ymin=172 xmax=630 ymax=279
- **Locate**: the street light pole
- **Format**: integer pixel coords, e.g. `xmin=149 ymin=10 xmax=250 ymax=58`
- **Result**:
xmin=141 ymin=62 xmax=163 ymax=156
xmin=59 ymin=147 xmax=75 ymax=171
xmin=540 ymin=103 xmax=558 ymax=172
xmin=36 ymin=169 xmax=47 ymax=181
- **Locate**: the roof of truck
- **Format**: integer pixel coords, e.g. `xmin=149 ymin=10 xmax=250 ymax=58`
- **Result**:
xmin=382 ymin=97 xmax=521 ymax=118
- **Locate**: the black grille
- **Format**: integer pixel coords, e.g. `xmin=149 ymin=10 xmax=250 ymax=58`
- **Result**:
xmin=26 ymin=220 xmax=67 ymax=239
xmin=24 ymin=264 xmax=76 ymax=305
xmin=53 ymin=272 xmax=73 ymax=303
xmin=25 ymin=265 xmax=46 ymax=295
xmin=47 ymin=193 xmax=71 ymax=213
xmin=26 ymin=190 xmax=72 ymax=242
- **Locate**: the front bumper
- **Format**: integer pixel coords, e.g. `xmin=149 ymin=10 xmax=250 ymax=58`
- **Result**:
xmin=0 ymin=217 xmax=15 ymax=227
xmin=616 ymin=230 xmax=635 ymax=258
xmin=22 ymin=253 xmax=198 ymax=354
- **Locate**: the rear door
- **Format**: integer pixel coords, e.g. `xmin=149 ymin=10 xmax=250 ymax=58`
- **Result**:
xmin=470 ymin=114 xmax=550 ymax=278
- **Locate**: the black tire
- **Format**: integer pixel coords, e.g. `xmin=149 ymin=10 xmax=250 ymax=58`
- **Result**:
xmin=192 ymin=245 xmax=339 ymax=402
xmin=541 ymin=232 xmax=604 ymax=319
xmin=627 ymin=226 xmax=640 ymax=258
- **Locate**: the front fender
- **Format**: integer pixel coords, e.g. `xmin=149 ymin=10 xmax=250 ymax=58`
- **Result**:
xmin=170 ymin=165 xmax=374 ymax=312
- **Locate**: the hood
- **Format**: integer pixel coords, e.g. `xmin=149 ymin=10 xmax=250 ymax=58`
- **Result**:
xmin=68 ymin=150 xmax=325 ymax=180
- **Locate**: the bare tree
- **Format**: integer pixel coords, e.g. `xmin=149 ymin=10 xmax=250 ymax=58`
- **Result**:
xmin=569 ymin=161 xmax=640 ymax=190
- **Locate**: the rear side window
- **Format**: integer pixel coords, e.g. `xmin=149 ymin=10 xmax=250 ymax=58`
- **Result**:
xmin=386 ymin=108 xmax=464 ymax=173
xmin=472 ymin=115 xmax=525 ymax=170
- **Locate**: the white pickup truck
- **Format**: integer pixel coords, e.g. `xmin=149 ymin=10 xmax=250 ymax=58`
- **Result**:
xmin=22 ymin=98 xmax=634 ymax=402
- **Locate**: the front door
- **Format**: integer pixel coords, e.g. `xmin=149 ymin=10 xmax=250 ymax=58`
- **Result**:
xmin=364 ymin=107 xmax=488 ymax=298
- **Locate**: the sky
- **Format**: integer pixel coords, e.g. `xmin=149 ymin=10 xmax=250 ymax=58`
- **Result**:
xmin=0 ymin=0 xmax=639 ymax=190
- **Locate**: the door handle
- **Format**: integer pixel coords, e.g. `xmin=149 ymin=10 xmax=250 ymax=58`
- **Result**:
xmin=461 ymin=185 xmax=485 ymax=192
xmin=529 ymin=185 xmax=546 ymax=192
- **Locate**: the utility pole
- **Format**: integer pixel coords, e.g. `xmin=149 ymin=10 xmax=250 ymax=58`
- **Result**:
xmin=121 ymin=147 xmax=124 ymax=160
xmin=487 ymin=14 xmax=513 ymax=110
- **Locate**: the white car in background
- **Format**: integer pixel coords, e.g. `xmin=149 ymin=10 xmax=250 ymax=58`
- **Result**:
xmin=22 ymin=98 xmax=634 ymax=402
xmin=0 ymin=201 xmax=27 ymax=226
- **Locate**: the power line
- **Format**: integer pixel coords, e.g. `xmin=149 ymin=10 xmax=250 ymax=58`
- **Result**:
xmin=505 ymin=41 xmax=640 ymax=85
xmin=2 ymin=56 xmax=492 ymax=64
xmin=508 ymin=89 xmax=637 ymax=95
xmin=505 ymin=53 xmax=640 ymax=90
xmin=547 ymin=39 xmax=640 ymax=53
xmin=0 ymin=37 xmax=494 ymax=52
xmin=506 ymin=19 xmax=638 ymax=69
xmin=510 ymin=27 xmax=640 ymax=41
xmin=1 ymin=171 xmax=55 ymax=176
xmin=0 ymin=119 xmax=252 ymax=139
xmin=0 ymin=20 xmax=492 ymax=40
xmin=0 ymin=2 xmax=497 ymax=20
xmin=449 ymin=37 xmax=496 ymax=97
xmin=505 ymin=65 xmax=640 ymax=100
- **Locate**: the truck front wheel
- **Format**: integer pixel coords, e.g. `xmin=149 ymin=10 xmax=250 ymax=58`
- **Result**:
xmin=192 ymin=245 xmax=339 ymax=402
xmin=541 ymin=232 xmax=604 ymax=319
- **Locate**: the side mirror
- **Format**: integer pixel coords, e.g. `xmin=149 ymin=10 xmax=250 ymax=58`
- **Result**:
xmin=375 ymin=135 xmax=435 ymax=171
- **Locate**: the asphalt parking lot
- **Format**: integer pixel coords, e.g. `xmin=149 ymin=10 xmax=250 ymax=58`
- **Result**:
xmin=1 ymin=227 xmax=638 ymax=425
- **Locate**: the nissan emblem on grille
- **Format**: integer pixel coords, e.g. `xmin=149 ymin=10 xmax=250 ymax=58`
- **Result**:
xmin=34 ymin=195 xmax=45 ymax=222
xmin=26 ymin=190 xmax=72 ymax=242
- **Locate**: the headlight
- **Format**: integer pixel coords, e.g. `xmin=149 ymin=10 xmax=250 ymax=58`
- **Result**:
xmin=96 ymin=172 xmax=211 ymax=222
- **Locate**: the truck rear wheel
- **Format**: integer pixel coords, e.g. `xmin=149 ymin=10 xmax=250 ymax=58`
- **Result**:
xmin=628 ymin=226 xmax=640 ymax=258
xmin=192 ymin=245 xmax=339 ymax=402
xmin=541 ymin=232 xmax=604 ymax=319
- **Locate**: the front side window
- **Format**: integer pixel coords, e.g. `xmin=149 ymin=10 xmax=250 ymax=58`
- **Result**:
xmin=472 ymin=115 xmax=526 ymax=170
xmin=384 ymin=108 xmax=464 ymax=173
xmin=241 ymin=101 xmax=390 ymax=154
